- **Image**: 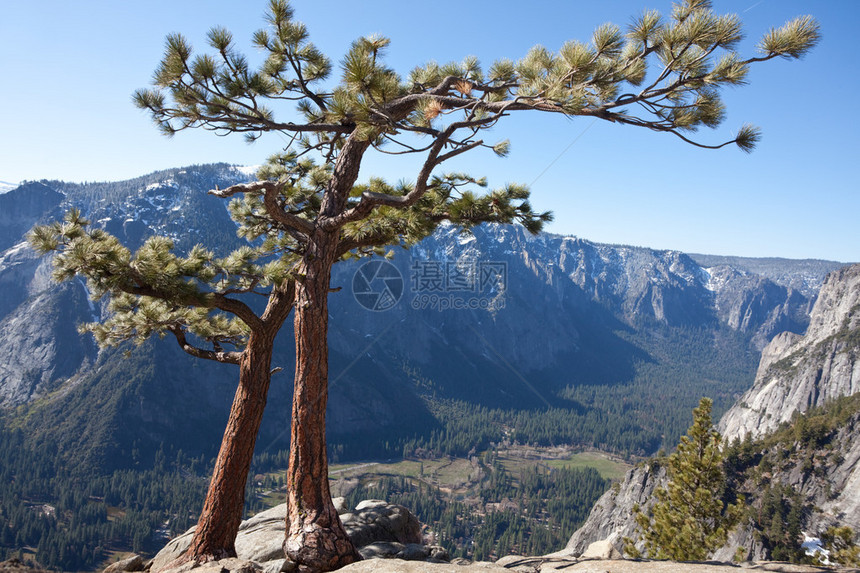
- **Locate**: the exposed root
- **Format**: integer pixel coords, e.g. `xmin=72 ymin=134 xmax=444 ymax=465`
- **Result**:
xmin=284 ymin=523 xmax=361 ymax=573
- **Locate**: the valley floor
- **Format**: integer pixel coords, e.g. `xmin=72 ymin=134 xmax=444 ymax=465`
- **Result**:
xmin=246 ymin=446 xmax=630 ymax=561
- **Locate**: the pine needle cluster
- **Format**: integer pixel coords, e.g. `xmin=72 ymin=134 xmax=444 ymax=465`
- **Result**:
xmin=134 ymin=0 xmax=817 ymax=159
xmin=30 ymin=209 xmax=270 ymax=363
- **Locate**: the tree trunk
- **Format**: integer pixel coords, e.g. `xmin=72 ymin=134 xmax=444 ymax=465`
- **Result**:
xmin=284 ymin=237 xmax=361 ymax=572
xmin=181 ymin=330 xmax=275 ymax=563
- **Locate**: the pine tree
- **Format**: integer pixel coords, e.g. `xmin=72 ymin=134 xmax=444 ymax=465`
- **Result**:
xmin=32 ymin=1 xmax=816 ymax=570
xmin=633 ymin=398 xmax=745 ymax=561
xmin=823 ymin=526 xmax=860 ymax=567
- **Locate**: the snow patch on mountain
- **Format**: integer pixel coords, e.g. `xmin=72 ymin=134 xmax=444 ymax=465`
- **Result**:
xmin=0 ymin=241 xmax=31 ymax=272
xmin=235 ymin=165 xmax=261 ymax=177
xmin=145 ymin=179 xmax=178 ymax=192
xmin=76 ymin=277 xmax=100 ymax=323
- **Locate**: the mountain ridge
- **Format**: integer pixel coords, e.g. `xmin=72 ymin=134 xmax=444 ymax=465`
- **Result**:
xmin=0 ymin=163 xmax=847 ymax=466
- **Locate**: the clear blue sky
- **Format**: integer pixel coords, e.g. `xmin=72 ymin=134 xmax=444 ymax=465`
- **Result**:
xmin=1 ymin=1 xmax=858 ymax=261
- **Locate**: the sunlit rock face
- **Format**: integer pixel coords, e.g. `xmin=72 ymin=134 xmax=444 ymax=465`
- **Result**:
xmin=719 ymin=263 xmax=860 ymax=441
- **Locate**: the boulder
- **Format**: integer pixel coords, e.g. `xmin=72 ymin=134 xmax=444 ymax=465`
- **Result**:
xmin=148 ymin=528 xmax=195 ymax=573
xmin=332 ymin=496 xmax=349 ymax=513
xmin=261 ymin=559 xmax=295 ymax=573
xmin=235 ymin=504 xmax=288 ymax=563
xmin=102 ymin=555 xmax=144 ymax=573
xmin=149 ymin=499 xmax=436 ymax=573
xmin=358 ymin=541 xmax=448 ymax=562
xmin=342 ymin=500 xmax=422 ymax=548
xmin=156 ymin=558 xmax=261 ymax=573
xmin=358 ymin=541 xmax=405 ymax=560
xmin=336 ymin=560 xmax=508 ymax=573
xmin=580 ymin=538 xmax=622 ymax=560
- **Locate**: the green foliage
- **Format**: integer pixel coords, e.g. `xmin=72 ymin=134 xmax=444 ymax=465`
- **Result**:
xmin=561 ymin=325 xmax=759 ymax=452
xmin=823 ymin=526 xmax=860 ymax=567
xmin=759 ymin=392 xmax=860 ymax=453
xmin=30 ymin=209 xmax=259 ymax=356
xmin=132 ymin=0 xmax=819 ymax=172
xmin=721 ymin=394 xmax=860 ymax=564
xmin=327 ymin=324 xmax=758 ymax=463
xmin=634 ymin=398 xmax=744 ymax=560
xmin=748 ymin=483 xmax=805 ymax=562
xmin=341 ymin=458 xmax=608 ymax=560
xmin=337 ymin=172 xmax=552 ymax=256
xmin=0 ymin=424 xmax=207 ymax=570
xmin=758 ymin=15 xmax=821 ymax=60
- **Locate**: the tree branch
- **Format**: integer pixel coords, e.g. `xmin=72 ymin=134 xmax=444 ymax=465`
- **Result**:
xmin=322 ymin=114 xmax=497 ymax=230
xmin=168 ymin=325 xmax=243 ymax=364
xmin=123 ymin=281 xmax=263 ymax=332
xmin=210 ymin=181 xmax=315 ymax=236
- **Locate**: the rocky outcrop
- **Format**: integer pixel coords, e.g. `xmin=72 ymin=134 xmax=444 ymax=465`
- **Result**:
xmin=690 ymin=253 xmax=843 ymax=299
xmin=565 ymin=265 xmax=860 ymax=562
xmin=150 ymin=499 xmax=445 ymax=573
xmin=705 ymin=265 xmax=812 ymax=350
xmin=102 ymin=555 xmax=144 ymax=573
xmin=763 ymin=409 xmax=860 ymax=536
xmin=563 ymin=417 xmax=860 ymax=563
xmin=560 ymin=460 xmax=771 ymax=561
xmin=141 ymin=555 xmax=849 ymax=573
xmin=562 ymin=464 xmax=665 ymax=557
xmin=719 ymin=263 xmax=860 ymax=441
xmin=494 ymin=557 xmax=840 ymax=573
xmin=341 ymin=499 xmax=422 ymax=549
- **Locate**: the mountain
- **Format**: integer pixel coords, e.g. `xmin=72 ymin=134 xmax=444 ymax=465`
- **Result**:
xmin=0 ymin=164 xmax=846 ymax=474
xmin=564 ymin=263 xmax=860 ymax=562
xmin=0 ymin=182 xmax=64 ymax=252
xmin=690 ymin=253 xmax=847 ymax=299
xmin=719 ymin=263 xmax=860 ymax=440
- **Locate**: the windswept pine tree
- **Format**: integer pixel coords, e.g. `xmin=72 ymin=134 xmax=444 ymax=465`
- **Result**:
xmin=31 ymin=0 xmax=818 ymax=570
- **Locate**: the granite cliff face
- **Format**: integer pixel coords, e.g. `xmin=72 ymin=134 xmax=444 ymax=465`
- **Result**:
xmin=566 ymin=404 xmax=860 ymax=561
xmin=565 ymin=264 xmax=860 ymax=561
xmin=563 ymin=464 xmax=666 ymax=557
xmin=0 ymin=166 xmax=250 ymax=410
xmin=719 ymin=263 xmax=860 ymax=441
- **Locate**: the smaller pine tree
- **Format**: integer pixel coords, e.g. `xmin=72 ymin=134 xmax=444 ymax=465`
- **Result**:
xmin=633 ymin=397 xmax=745 ymax=561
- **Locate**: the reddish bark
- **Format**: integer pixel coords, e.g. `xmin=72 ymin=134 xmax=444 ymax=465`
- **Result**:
xmin=165 ymin=283 xmax=295 ymax=568
xmin=284 ymin=234 xmax=361 ymax=572
xmin=183 ymin=330 xmax=274 ymax=562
